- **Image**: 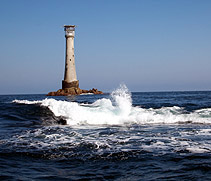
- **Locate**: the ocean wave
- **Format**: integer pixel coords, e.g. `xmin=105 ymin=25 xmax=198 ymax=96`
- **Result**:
xmin=13 ymin=85 xmax=211 ymax=125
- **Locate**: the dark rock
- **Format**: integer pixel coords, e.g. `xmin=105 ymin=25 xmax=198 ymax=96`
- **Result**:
xmin=57 ymin=117 xmax=67 ymax=125
xmin=82 ymin=90 xmax=89 ymax=93
xmin=65 ymin=88 xmax=76 ymax=95
xmin=75 ymin=88 xmax=82 ymax=94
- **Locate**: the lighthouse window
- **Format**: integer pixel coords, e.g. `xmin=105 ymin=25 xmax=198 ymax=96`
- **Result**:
xmin=70 ymin=59 xmax=71 ymax=61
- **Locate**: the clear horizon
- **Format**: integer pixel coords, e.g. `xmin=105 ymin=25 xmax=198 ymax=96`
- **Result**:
xmin=0 ymin=0 xmax=211 ymax=94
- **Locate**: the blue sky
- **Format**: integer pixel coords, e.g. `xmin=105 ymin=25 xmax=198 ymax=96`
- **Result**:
xmin=0 ymin=0 xmax=211 ymax=94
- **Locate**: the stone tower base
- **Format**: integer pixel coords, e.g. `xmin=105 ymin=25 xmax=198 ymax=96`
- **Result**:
xmin=62 ymin=80 xmax=79 ymax=89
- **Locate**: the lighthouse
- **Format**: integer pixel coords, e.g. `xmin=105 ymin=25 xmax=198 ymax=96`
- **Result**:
xmin=62 ymin=25 xmax=79 ymax=89
xmin=46 ymin=25 xmax=103 ymax=96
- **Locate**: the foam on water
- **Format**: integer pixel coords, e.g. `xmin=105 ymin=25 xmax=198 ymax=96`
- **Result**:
xmin=13 ymin=99 xmax=43 ymax=104
xmin=13 ymin=84 xmax=211 ymax=125
xmin=2 ymin=124 xmax=211 ymax=155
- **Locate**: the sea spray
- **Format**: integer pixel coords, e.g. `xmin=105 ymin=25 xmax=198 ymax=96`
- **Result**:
xmin=111 ymin=84 xmax=132 ymax=117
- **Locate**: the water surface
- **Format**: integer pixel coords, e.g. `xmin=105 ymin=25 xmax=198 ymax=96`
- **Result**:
xmin=0 ymin=86 xmax=211 ymax=180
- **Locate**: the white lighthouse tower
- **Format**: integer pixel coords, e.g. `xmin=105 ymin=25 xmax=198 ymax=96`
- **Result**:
xmin=46 ymin=25 xmax=103 ymax=96
xmin=62 ymin=25 xmax=79 ymax=89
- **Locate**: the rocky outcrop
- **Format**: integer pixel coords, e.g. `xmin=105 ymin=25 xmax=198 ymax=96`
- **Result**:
xmin=47 ymin=87 xmax=103 ymax=96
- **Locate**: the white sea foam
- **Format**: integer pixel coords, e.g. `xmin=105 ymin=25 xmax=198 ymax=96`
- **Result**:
xmin=5 ymin=125 xmax=211 ymax=155
xmin=12 ymin=99 xmax=43 ymax=104
xmin=80 ymin=93 xmax=94 ymax=95
xmin=13 ymin=85 xmax=211 ymax=125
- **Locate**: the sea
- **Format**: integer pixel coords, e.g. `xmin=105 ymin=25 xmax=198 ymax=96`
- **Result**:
xmin=0 ymin=84 xmax=211 ymax=180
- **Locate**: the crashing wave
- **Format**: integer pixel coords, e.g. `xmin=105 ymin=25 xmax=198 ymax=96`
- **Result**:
xmin=13 ymin=84 xmax=211 ymax=125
